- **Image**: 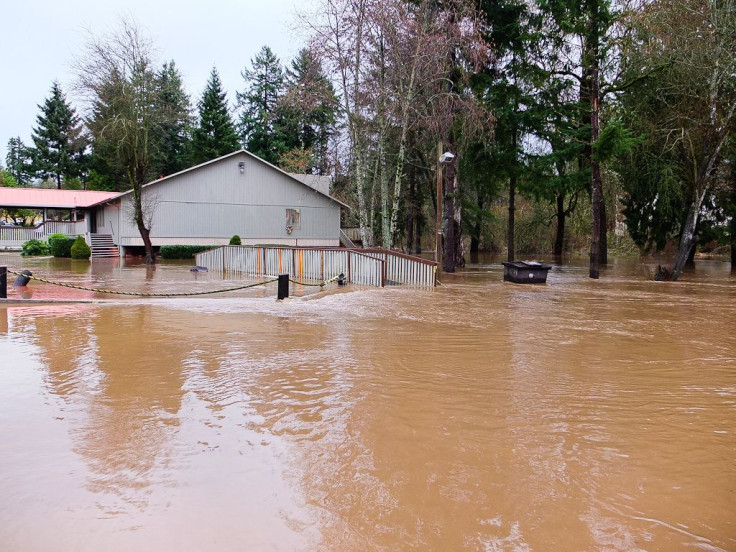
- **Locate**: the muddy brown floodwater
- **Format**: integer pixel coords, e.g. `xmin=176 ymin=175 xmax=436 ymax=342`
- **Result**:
xmin=1 ymin=256 xmax=735 ymax=551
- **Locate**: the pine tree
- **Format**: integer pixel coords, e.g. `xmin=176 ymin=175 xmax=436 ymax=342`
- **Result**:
xmin=5 ymin=137 xmax=33 ymax=187
xmin=237 ymin=46 xmax=284 ymax=164
xmin=275 ymin=48 xmax=338 ymax=174
xmin=191 ymin=67 xmax=240 ymax=164
xmin=153 ymin=61 xmax=193 ymax=176
xmin=30 ymin=82 xmax=87 ymax=189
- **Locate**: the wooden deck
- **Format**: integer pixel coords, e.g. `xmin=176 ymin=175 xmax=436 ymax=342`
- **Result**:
xmin=195 ymin=246 xmax=437 ymax=288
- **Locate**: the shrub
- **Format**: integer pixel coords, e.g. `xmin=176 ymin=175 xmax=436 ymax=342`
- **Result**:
xmin=21 ymin=238 xmax=50 ymax=257
xmin=159 ymin=245 xmax=215 ymax=259
xmin=48 ymin=233 xmax=75 ymax=257
xmin=229 ymin=235 xmax=242 ymax=245
xmin=70 ymin=235 xmax=91 ymax=259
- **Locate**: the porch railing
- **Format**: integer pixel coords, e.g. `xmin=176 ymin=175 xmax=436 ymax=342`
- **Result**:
xmin=0 ymin=220 xmax=87 ymax=249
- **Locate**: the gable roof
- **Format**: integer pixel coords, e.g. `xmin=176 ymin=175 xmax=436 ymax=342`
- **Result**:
xmin=288 ymin=173 xmax=333 ymax=196
xmin=89 ymin=150 xmax=350 ymax=210
xmin=0 ymin=188 xmax=120 ymax=209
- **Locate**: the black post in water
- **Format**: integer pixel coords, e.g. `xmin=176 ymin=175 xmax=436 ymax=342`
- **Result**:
xmin=277 ymin=273 xmax=289 ymax=300
xmin=0 ymin=267 xmax=6 ymax=299
xmin=13 ymin=270 xmax=32 ymax=287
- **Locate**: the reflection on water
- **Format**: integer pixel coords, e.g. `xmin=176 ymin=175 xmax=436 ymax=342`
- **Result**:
xmin=1 ymin=256 xmax=735 ymax=551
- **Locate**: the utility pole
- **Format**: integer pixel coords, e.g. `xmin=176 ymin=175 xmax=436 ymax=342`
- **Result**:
xmin=435 ymin=141 xmax=443 ymax=275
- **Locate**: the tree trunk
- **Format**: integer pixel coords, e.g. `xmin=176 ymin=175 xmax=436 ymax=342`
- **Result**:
xmin=406 ymin=175 xmax=415 ymax=254
xmin=138 ymin=222 xmax=155 ymax=265
xmin=590 ymin=163 xmax=602 ymax=278
xmin=414 ymin=216 xmax=422 ymax=255
xmin=354 ymin=141 xmax=373 ymax=248
xmin=588 ymin=49 xmax=602 ymax=277
xmin=471 ymin=194 xmax=484 ymax=257
xmin=731 ymin=199 xmax=736 ymax=270
xmin=508 ymin=173 xmax=516 ymax=263
xmin=599 ymin=194 xmax=608 ymax=265
xmin=555 ymin=193 xmax=565 ymax=260
xmin=584 ymin=0 xmax=602 ymax=279
xmin=388 ymin=34 xmax=421 ymax=249
xmin=687 ymin=238 xmax=697 ymax=266
xmin=672 ymin=192 xmax=705 ymax=281
xmin=730 ymin=181 xmax=736 ymax=270
xmin=470 ymin=233 xmax=480 ymax=254
xmin=130 ymin=166 xmax=155 ymax=264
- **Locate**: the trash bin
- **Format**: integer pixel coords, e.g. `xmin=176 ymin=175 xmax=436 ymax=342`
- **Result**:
xmin=502 ymin=261 xmax=551 ymax=284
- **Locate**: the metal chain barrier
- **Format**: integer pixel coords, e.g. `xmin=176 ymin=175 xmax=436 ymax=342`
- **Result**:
xmin=288 ymin=275 xmax=341 ymax=287
xmin=5 ymin=268 xmax=278 ymax=298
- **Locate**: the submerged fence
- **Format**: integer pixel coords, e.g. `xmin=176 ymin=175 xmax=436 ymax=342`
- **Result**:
xmin=195 ymin=246 xmax=437 ymax=288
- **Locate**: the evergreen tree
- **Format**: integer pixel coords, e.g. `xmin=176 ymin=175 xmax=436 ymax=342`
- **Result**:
xmin=275 ymin=48 xmax=338 ymax=174
xmin=237 ymin=46 xmax=284 ymax=164
xmin=153 ymin=61 xmax=193 ymax=176
xmin=471 ymin=0 xmax=536 ymax=260
xmin=30 ymin=82 xmax=87 ymax=189
xmin=192 ymin=67 xmax=240 ymax=164
xmin=536 ymin=0 xmax=619 ymax=277
xmin=5 ymin=137 xmax=33 ymax=187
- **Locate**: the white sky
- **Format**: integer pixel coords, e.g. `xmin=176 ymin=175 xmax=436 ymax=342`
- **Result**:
xmin=1 ymin=0 xmax=313 ymax=164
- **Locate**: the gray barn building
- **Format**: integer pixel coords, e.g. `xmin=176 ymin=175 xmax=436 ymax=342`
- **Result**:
xmin=88 ymin=150 xmax=346 ymax=255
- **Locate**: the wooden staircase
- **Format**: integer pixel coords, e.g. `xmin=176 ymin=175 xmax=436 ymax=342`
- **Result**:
xmin=340 ymin=227 xmax=362 ymax=248
xmin=89 ymin=234 xmax=119 ymax=258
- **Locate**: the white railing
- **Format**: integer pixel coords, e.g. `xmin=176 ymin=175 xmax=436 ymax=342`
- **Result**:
xmin=195 ymin=246 xmax=437 ymax=288
xmin=359 ymin=249 xmax=437 ymax=287
xmin=43 ymin=220 xmax=86 ymax=236
xmin=0 ymin=220 xmax=87 ymax=249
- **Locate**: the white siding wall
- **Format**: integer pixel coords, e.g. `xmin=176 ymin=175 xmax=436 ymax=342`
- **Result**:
xmin=99 ymin=204 xmax=120 ymax=239
xmin=116 ymin=152 xmax=341 ymax=247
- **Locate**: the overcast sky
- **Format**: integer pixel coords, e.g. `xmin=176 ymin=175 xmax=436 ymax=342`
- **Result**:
xmin=1 ymin=0 xmax=313 ymax=164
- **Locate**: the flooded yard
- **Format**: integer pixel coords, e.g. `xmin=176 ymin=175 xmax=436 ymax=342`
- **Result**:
xmin=1 ymin=254 xmax=735 ymax=551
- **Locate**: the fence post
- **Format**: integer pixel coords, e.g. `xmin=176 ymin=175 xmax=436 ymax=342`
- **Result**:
xmin=277 ymin=273 xmax=289 ymax=300
xmin=0 ymin=266 xmax=6 ymax=299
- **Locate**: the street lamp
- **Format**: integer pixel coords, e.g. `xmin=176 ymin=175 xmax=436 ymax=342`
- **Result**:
xmin=439 ymin=152 xmax=455 ymax=164
xmin=436 ymin=143 xmax=455 ymax=272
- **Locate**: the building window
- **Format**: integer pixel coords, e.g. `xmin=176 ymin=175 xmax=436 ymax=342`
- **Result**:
xmin=286 ymin=209 xmax=300 ymax=234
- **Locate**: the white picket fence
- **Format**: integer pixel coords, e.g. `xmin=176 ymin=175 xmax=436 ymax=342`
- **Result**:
xmin=195 ymin=246 xmax=437 ymax=288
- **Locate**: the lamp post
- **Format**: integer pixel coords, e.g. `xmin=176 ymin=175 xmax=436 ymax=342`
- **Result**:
xmin=435 ymin=141 xmax=443 ymax=273
xmin=436 ymin=143 xmax=456 ymax=274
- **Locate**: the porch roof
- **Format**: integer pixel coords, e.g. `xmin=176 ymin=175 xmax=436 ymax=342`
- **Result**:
xmin=0 ymin=188 xmax=120 ymax=209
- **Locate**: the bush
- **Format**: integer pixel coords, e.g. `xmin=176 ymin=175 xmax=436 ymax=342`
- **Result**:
xmin=159 ymin=245 xmax=215 ymax=259
xmin=48 ymin=233 xmax=75 ymax=257
xmin=21 ymin=238 xmax=50 ymax=256
xmin=229 ymin=235 xmax=242 ymax=245
xmin=70 ymin=235 xmax=91 ymax=259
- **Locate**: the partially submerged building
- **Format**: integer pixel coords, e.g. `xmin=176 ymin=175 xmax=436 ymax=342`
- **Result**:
xmin=0 ymin=150 xmax=347 ymax=256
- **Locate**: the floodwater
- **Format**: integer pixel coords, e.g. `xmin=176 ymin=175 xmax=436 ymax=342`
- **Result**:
xmin=1 ymin=254 xmax=735 ymax=551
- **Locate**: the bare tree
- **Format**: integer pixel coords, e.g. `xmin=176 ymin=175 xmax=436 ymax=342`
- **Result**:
xmin=76 ymin=18 xmax=170 ymax=264
xmin=305 ymin=0 xmax=492 ymax=257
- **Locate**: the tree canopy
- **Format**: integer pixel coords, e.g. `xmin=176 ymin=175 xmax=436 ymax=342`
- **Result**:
xmin=192 ymin=67 xmax=240 ymax=165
